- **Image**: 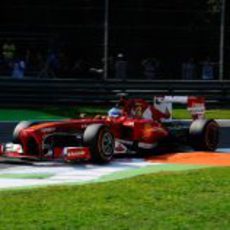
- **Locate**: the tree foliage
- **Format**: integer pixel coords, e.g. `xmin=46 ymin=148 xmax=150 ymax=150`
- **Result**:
xmin=207 ymin=0 xmax=222 ymax=13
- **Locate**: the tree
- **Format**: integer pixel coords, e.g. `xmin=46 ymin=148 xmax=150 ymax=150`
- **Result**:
xmin=207 ymin=0 xmax=221 ymax=14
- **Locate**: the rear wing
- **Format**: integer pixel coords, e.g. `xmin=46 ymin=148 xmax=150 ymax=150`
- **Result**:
xmin=153 ymin=96 xmax=205 ymax=120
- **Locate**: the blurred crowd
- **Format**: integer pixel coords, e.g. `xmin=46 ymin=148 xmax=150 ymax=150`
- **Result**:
xmin=0 ymin=39 xmax=219 ymax=80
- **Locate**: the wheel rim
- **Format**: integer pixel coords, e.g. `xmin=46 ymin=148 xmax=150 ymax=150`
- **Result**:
xmin=101 ymin=132 xmax=114 ymax=156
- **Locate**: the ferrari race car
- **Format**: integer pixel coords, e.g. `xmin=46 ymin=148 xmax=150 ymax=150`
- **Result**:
xmin=0 ymin=96 xmax=219 ymax=163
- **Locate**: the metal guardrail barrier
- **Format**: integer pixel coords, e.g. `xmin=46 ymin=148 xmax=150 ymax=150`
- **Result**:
xmin=0 ymin=77 xmax=229 ymax=106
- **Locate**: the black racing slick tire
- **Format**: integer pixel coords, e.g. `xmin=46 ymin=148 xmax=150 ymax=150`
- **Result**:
xmin=189 ymin=119 xmax=219 ymax=151
xmin=12 ymin=121 xmax=38 ymax=143
xmin=12 ymin=121 xmax=40 ymax=155
xmin=83 ymin=124 xmax=114 ymax=163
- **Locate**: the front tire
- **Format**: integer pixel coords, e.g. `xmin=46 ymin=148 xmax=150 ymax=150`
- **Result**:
xmin=13 ymin=121 xmax=39 ymax=143
xmin=189 ymin=119 xmax=219 ymax=151
xmin=83 ymin=124 xmax=114 ymax=163
xmin=13 ymin=121 xmax=40 ymax=155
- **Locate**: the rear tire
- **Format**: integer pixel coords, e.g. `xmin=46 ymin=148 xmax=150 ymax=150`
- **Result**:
xmin=189 ymin=119 xmax=219 ymax=151
xmin=83 ymin=124 xmax=114 ymax=163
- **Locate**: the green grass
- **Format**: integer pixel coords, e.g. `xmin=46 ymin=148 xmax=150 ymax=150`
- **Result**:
xmin=0 ymin=106 xmax=229 ymax=121
xmin=0 ymin=106 xmax=107 ymax=121
xmin=0 ymin=108 xmax=66 ymax=121
xmin=43 ymin=105 xmax=108 ymax=118
xmin=0 ymin=167 xmax=229 ymax=229
xmin=0 ymin=173 xmax=53 ymax=179
xmin=173 ymin=108 xmax=230 ymax=119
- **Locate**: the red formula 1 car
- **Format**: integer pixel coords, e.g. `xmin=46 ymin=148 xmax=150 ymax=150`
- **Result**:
xmin=0 ymin=96 xmax=219 ymax=163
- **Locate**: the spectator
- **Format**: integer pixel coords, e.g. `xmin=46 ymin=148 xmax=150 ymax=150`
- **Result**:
xmin=201 ymin=57 xmax=215 ymax=80
xmin=37 ymin=50 xmax=59 ymax=78
xmin=0 ymin=54 xmax=4 ymax=73
xmin=31 ymin=51 xmax=45 ymax=76
xmin=11 ymin=56 xmax=26 ymax=79
xmin=2 ymin=39 xmax=16 ymax=63
xmin=115 ymin=53 xmax=127 ymax=80
xmin=73 ymin=59 xmax=91 ymax=75
xmin=1 ymin=39 xmax=16 ymax=74
xmin=142 ymin=57 xmax=159 ymax=79
xmin=181 ymin=58 xmax=196 ymax=80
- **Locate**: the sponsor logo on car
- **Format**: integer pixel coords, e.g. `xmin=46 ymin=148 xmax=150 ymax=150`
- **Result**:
xmin=41 ymin=127 xmax=56 ymax=133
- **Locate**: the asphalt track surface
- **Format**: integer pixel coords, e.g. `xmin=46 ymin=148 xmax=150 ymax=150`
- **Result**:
xmin=0 ymin=120 xmax=229 ymax=170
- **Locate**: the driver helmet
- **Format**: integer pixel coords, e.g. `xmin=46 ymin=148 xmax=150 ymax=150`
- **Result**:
xmin=108 ymin=107 xmax=122 ymax=117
